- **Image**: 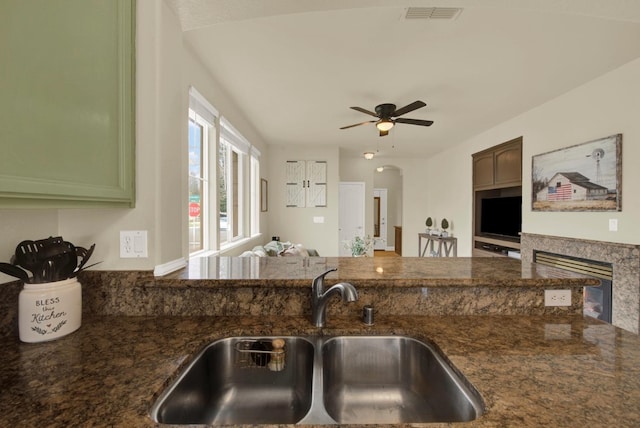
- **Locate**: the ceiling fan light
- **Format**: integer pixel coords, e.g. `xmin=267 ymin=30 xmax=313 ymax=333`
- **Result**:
xmin=376 ymin=119 xmax=394 ymax=132
xmin=364 ymin=152 xmax=375 ymax=160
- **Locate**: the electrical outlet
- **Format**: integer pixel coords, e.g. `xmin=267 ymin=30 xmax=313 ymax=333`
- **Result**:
xmin=544 ymin=289 xmax=571 ymax=307
xmin=120 ymin=230 xmax=148 ymax=258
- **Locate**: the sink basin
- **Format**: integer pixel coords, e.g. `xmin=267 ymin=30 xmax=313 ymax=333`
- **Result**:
xmin=321 ymin=336 xmax=484 ymax=424
xmin=150 ymin=336 xmax=315 ymax=425
xmin=150 ymin=335 xmax=484 ymax=425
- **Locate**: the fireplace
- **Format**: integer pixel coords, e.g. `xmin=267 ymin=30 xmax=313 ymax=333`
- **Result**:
xmin=521 ymin=233 xmax=640 ymax=334
xmin=534 ymin=251 xmax=612 ymax=323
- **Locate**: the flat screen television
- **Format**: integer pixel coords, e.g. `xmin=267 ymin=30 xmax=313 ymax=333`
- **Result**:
xmin=480 ymin=196 xmax=522 ymax=239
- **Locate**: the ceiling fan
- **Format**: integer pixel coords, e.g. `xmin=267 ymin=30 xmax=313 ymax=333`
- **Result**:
xmin=339 ymin=100 xmax=434 ymax=136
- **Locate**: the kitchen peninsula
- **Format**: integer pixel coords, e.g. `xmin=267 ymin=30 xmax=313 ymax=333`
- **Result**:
xmin=83 ymin=256 xmax=598 ymax=318
xmin=1 ymin=257 xmax=639 ymax=427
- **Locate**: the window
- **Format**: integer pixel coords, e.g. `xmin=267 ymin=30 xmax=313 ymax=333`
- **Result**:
xmin=188 ymin=87 xmax=217 ymax=255
xmin=250 ymin=150 xmax=261 ymax=235
xmin=218 ymin=140 xmax=236 ymax=244
xmin=188 ymin=114 xmax=206 ymax=252
xmin=188 ymin=87 xmax=261 ymax=254
xmin=219 ymin=118 xmax=250 ymax=246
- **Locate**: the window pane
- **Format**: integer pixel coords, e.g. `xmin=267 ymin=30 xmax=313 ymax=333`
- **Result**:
xmin=188 ymin=119 xmax=204 ymax=253
xmin=250 ymin=156 xmax=259 ymax=235
xmin=219 ymin=141 xmax=229 ymax=243
xmin=232 ymin=150 xmax=239 ymax=238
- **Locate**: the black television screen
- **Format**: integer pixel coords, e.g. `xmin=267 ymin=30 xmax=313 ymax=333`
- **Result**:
xmin=480 ymin=196 xmax=522 ymax=238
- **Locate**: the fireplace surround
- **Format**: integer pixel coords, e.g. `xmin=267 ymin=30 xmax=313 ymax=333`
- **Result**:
xmin=534 ymin=250 xmax=612 ymax=323
xmin=521 ymin=233 xmax=640 ymax=333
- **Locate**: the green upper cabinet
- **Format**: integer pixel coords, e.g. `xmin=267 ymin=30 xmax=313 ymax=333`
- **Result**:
xmin=0 ymin=0 xmax=135 ymax=207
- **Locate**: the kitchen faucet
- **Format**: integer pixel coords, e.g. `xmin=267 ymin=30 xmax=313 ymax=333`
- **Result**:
xmin=311 ymin=268 xmax=358 ymax=327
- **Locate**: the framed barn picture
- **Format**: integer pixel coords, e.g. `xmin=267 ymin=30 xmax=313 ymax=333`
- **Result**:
xmin=531 ymin=134 xmax=622 ymax=212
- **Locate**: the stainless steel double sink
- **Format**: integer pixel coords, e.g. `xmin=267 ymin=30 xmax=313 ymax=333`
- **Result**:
xmin=150 ymin=335 xmax=485 ymax=425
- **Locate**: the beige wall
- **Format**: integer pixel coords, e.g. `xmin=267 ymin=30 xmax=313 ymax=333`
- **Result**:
xmin=267 ymin=145 xmax=340 ymax=256
xmin=1 ymin=4 xmax=638 ymax=283
xmin=181 ymin=42 xmax=269 ymax=257
xmin=424 ymin=57 xmax=640 ymax=255
xmin=338 ymin=156 xmax=431 ymax=256
xmin=0 ymin=1 xmax=269 ymax=283
xmin=330 ymin=54 xmax=640 ymax=257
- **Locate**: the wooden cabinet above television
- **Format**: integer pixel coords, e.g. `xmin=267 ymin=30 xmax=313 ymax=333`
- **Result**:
xmin=472 ymin=137 xmax=523 ymax=257
xmin=473 ymin=137 xmax=522 ymax=190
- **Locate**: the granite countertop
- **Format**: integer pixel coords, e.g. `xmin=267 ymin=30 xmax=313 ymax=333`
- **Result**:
xmin=160 ymin=256 xmax=600 ymax=288
xmin=1 ymin=313 xmax=639 ymax=427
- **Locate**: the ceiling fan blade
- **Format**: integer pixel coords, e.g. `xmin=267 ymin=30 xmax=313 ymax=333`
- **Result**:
xmin=379 ymin=130 xmax=389 ymax=137
xmin=350 ymin=106 xmax=379 ymax=117
xmin=395 ymin=118 xmax=434 ymax=126
xmin=339 ymin=120 xmax=375 ymax=130
xmin=393 ymin=101 xmax=426 ymax=117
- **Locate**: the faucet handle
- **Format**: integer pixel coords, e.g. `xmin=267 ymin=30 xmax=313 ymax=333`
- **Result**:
xmin=312 ymin=268 xmax=338 ymax=294
xmin=313 ymin=267 xmax=337 ymax=286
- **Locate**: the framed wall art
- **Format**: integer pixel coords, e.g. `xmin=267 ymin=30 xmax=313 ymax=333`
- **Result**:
xmin=531 ymin=134 xmax=622 ymax=212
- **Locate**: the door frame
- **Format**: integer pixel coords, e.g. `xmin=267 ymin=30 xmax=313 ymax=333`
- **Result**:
xmin=338 ymin=182 xmax=365 ymax=256
xmin=373 ymin=188 xmax=388 ymax=250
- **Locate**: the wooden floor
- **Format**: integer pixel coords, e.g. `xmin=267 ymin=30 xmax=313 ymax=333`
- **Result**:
xmin=374 ymin=250 xmax=400 ymax=258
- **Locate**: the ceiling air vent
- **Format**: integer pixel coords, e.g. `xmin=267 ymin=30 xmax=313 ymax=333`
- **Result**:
xmin=404 ymin=7 xmax=462 ymax=20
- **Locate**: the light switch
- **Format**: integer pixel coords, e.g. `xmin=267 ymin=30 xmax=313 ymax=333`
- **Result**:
xmin=609 ymin=219 xmax=618 ymax=232
xmin=313 ymin=216 xmax=325 ymax=224
xmin=134 ymin=235 xmax=145 ymax=252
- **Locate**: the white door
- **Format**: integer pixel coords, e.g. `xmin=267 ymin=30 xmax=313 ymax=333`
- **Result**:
xmin=373 ymin=188 xmax=388 ymax=250
xmin=339 ymin=182 xmax=365 ymax=256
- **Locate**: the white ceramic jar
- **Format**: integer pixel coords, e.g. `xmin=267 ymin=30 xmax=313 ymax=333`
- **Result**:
xmin=18 ymin=277 xmax=82 ymax=343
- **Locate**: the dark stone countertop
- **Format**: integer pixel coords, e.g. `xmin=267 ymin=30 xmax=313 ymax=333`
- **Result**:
xmin=1 ymin=313 xmax=639 ymax=427
xmin=159 ymin=256 xmax=600 ymax=288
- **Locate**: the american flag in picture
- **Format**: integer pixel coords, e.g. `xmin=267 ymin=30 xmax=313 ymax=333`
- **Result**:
xmin=548 ymin=184 xmax=572 ymax=201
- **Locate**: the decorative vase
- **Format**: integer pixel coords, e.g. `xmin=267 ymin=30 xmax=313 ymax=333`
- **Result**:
xmin=18 ymin=277 xmax=82 ymax=343
xmin=352 ymin=253 xmax=365 ymax=257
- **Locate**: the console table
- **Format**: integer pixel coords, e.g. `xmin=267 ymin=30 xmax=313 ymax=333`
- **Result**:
xmin=418 ymin=234 xmax=458 ymax=257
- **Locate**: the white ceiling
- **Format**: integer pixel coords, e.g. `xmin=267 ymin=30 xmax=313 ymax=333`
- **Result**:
xmin=166 ymin=0 xmax=640 ymax=159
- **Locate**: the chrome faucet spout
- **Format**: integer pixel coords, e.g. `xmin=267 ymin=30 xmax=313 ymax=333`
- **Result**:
xmin=311 ymin=269 xmax=358 ymax=327
xmin=329 ymin=282 xmax=359 ymax=302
